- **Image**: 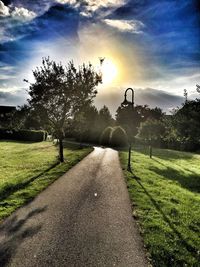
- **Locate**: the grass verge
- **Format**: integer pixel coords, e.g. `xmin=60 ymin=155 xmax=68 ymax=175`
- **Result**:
xmin=119 ymin=147 xmax=200 ymax=267
xmin=0 ymin=140 xmax=93 ymax=222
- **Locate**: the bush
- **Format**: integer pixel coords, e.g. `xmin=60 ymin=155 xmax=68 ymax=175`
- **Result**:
xmin=0 ymin=128 xmax=46 ymax=142
xmin=100 ymin=126 xmax=113 ymax=146
xmin=110 ymin=126 xmax=128 ymax=147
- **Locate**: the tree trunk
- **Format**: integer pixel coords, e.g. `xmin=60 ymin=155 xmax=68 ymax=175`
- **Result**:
xmin=149 ymin=145 xmax=152 ymax=158
xmin=59 ymin=138 xmax=64 ymax=162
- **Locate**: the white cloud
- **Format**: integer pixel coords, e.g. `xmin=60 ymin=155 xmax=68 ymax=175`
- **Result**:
xmin=56 ymin=0 xmax=77 ymax=4
xmin=56 ymin=0 xmax=127 ymax=16
xmin=84 ymin=0 xmax=126 ymax=12
xmin=11 ymin=7 xmax=36 ymax=20
xmin=0 ymin=74 xmax=16 ymax=80
xmin=104 ymin=19 xmax=144 ymax=33
xmin=0 ymin=1 xmax=9 ymax=16
xmin=0 ymin=65 xmax=17 ymax=80
xmin=0 ymin=3 xmax=37 ymax=42
xmin=0 ymin=85 xmax=21 ymax=93
xmin=55 ymin=0 xmax=80 ymax=8
xmin=0 ymin=1 xmax=36 ymax=21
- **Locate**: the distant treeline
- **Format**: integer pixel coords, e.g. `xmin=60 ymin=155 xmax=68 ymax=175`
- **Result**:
xmin=1 ymin=91 xmax=199 ymax=152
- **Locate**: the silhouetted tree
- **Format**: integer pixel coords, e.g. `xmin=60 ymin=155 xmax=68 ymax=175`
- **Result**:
xmin=167 ymin=98 xmax=200 ymax=151
xmin=137 ymin=119 xmax=166 ymax=157
xmin=28 ymin=57 xmax=101 ymax=162
xmin=115 ymin=105 xmax=140 ymax=141
xmin=72 ymin=105 xmax=99 ymax=143
xmin=72 ymin=104 xmax=114 ymax=144
xmin=98 ymin=105 xmax=113 ymax=130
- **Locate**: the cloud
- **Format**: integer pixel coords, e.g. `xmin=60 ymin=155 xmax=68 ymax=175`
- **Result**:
xmin=61 ymin=0 xmax=128 ymax=17
xmin=103 ymin=18 xmax=144 ymax=33
xmin=0 ymin=4 xmax=79 ymax=62
xmin=94 ymin=87 xmax=185 ymax=115
xmin=135 ymin=88 xmax=184 ymax=112
xmin=0 ymin=89 xmax=28 ymax=106
xmin=83 ymin=0 xmax=126 ymax=12
xmin=6 ymin=0 xmax=127 ymax=17
xmin=0 ymin=65 xmax=17 ymax=80
xmin=0 ymin=0 xmax=9 ymax=16
xmin=0 ymin=1 xmax=37 ymax=42
xmin=56 ymin=0 xmax=78 ymax=6
xmin=0 ymin=1 xmax=36 ymax=20
xmin=11 ymin=6 xmax=36 ymax=20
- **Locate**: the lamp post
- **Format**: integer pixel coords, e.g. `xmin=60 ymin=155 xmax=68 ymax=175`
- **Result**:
xmin=121 ymin=88 xmax=134 ymax=172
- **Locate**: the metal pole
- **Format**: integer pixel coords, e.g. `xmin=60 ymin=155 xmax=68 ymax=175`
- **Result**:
xmin=121 ymin=87 xmax=135 ymax=173
xmin=127 ymin=142 xmax=132 ymax=172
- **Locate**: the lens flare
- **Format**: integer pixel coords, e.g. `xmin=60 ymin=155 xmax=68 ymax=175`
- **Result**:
xmin=101 ymin=59 xmax=118 ymax=85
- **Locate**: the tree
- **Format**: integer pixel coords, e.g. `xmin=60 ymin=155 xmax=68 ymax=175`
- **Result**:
xmin=28 ymin=57 xmax=101 ymax=162
xmin=137 ymin=119 xmax=166 ymax=157
xmin=168 ymin=98 xmax=200 ymax=151
xmin=98 ymin=105 xmax=113 ymax=130
xmin=72 ymin=104 xmax=114 ymax=144
xmin=115 ymin=105 xmax=141 ymax=141
xmin=72 ymin=104 xmax=99 ymax=143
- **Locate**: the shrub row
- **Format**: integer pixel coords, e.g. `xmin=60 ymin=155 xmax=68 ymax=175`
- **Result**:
xmin=100 ymin=126 xmax=128 ymax=148
xmin=0 ymin=128 xmax=46 ymax=142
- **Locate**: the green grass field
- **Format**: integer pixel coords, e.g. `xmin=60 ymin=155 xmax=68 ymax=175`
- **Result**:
xmin=0 ymin=140 xmax=92 ymax=222
xmin=120 ymin=147 xmax=200 ymax=267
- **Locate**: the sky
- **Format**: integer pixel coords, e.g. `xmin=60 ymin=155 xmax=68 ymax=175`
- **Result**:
xmin=0 ymin=0 xmax=199 ymax=114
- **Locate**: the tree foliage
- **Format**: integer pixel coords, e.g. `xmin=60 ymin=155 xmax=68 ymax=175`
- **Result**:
xmin=166 ymin=98 xmax=200 ymax=150
xmin=137 ymin=119 xmax=166 ymax=145
xmin=115 ymin=104 xmax=164 ymax=142
xmin=28 ymin=57 xmax=101 ymax=161
xmin=98 ymin=105 xmax=113 ymax=130
xmin=115 ymin=106 xmax=140 ymax=140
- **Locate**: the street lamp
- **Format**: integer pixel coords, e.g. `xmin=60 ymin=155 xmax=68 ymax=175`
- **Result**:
xmin=121 ymin=88 xmax=134 ymax=172
xmin=121 ymin=88 xmax=134 ymax=109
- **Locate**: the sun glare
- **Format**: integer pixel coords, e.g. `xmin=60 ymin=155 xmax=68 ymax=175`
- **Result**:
xmin=101 ymin=59 xmax=118 ymax=85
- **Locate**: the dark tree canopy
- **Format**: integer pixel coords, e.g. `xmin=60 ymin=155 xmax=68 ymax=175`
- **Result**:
xmin=137 ymin=118 xmax=166 ymax=143
xmin=115 ymin=105 xmax=141 ymax=139
xmin=166 ymin=98 xmax=200 ymax=150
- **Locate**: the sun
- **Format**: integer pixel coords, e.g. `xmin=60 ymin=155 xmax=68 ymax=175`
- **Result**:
xmin=101 ymin=59 xmax=118 ymax=85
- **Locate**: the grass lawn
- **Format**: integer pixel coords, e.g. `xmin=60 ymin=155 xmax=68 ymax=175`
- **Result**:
xmin=0 ymin=140 xmax=93 ymax=222
xmin=120 ymin=147 xmax=200 ymax=267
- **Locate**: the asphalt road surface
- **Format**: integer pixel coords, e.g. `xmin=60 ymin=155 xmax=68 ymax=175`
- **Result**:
xmin=0 ymin=147 xmax=148 ymax=267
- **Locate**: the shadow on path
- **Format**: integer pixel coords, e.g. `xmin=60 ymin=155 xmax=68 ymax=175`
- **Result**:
xmin=0 ymin=206 xmax=47 ymax=267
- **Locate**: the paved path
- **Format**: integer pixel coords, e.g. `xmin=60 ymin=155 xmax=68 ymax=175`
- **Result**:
xmin=0 ymin=147 xmax=148 ymax=267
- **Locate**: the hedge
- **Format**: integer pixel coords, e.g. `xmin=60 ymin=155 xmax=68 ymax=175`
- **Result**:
xmin=110 ymin=126 xmax=128 ymax=148
xmin=100 ymin=126 xmax=113 ymax=146
xmin=0 ymin=129 xmax=46 ymax=142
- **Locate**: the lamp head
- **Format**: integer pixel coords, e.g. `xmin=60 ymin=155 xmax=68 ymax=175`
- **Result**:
xmin=121 ymin=87 xmax=135 ymax=108
xmin=121 ymin=97 xmax=129 ymax=107
xmin=121 ymin=96 xmax=133 ymax=107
